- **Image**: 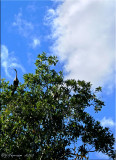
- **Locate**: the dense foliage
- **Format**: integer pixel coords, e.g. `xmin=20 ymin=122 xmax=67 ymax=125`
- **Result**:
xmin=0 ymin=53 xmax=115 ymax=159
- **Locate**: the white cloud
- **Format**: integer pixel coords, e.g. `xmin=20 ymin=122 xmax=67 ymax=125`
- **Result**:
xmin=47 ymin=0 xmax=115 ymax=89
xmin=31 ymin=38 xmax=40 ymax=48
xmin=1 ymin=45 xmax=9 ymax=61
xmin=101 ymin=117 xmax=115 ymax=128
xmin=1 ymin=45 xmax=26 ymax=78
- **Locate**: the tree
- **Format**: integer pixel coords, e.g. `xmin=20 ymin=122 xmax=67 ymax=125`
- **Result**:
xmin=0 ymin=52 xmax=115 ymax=160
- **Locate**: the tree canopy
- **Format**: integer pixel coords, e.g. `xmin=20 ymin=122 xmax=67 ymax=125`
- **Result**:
xmin=0 ymin=52 xmax=115 ymax=159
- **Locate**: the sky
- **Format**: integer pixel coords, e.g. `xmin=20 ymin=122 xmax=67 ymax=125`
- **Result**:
xmin=1 ymin=0 xmax=115 ymax=159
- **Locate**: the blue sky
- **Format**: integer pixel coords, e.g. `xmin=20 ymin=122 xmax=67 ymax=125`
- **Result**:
xmin=1 ymin=0 xmax=115 ymax=159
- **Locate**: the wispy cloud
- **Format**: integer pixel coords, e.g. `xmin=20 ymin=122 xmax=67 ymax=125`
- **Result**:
xmin=26 ymin=4 xmax=37 ymax=12
xmin=31 ymin=38 xmax=40 ymax=48
xmin=101 ymin=117 xmax=116 ymax=128
xmin=13 ymin=12 xmax=34 ymax=38
xmin=12 ymin=11 xmax=40 ymax=49
xmin=46 ymin=0 xmax=115 ymax=89
xmin=1 ymin=45 xmax=26 ymax=78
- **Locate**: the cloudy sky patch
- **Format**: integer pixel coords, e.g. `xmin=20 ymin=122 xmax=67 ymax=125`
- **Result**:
xmin=1 ymin=45 xmax=26 ymax=78
xmin=47 ymin=0 xmax=115 ymax=89
xmin=101 ymin=117 xmax=116 ymax=128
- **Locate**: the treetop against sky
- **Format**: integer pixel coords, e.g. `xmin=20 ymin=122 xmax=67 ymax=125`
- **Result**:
xmin=1 ymin=0 xmax=115 ymax=159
